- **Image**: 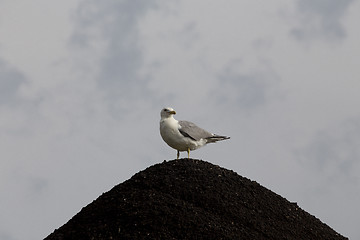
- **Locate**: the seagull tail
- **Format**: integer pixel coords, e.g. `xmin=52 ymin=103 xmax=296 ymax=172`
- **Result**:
xmin=206 ymin=135 xmax=230 ymax=143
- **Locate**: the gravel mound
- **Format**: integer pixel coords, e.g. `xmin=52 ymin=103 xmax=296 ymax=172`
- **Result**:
xmin=45 ymin=159 xmax=347 ymax=240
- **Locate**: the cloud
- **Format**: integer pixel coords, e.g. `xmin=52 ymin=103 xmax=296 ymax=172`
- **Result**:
xmin=296 ymin=117 xmax=360 ymax=183
xmin=293 ymin=117 xmax=360 ymax=238
xmin=70 ymin=0 xmax=158 ymax=114
xmin=0 ymin=232 xmax=16 ymax=240
xmin=0 ymin=60 xmax=26 ymax=105
xmin=1 ymin=1 xmax=359 ymax=239
xmin=211 ymin=60 xmax=281 ymax=112
xmin=291 ymin=0 xmax=354 ymax=42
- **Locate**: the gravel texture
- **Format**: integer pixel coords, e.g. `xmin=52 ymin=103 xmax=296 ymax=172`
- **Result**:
xmin=45 ymin=159 xmax=348 ymax=240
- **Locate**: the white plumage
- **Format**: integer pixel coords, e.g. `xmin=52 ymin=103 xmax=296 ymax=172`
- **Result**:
xmin=159 ymin=107 xmax=230 ymax=159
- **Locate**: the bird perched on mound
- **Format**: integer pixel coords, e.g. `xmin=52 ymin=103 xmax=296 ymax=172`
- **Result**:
xmin=160 ymin=107 xmax=230 ymax=159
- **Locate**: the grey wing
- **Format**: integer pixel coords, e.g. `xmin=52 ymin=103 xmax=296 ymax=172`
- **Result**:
xmin=178 ymin=120 xmax=213 ymax=141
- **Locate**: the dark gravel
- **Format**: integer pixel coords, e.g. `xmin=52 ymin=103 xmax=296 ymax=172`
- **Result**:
xmin=45 ymin=159 xmax=348 ymax=240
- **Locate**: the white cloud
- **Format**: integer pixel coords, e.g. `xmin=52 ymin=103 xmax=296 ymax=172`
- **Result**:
xmin=0 ymin=59 xmax=26 ymax=105
xmin=293 ymin=118 xmax=360 ymax=237
xmin=70 ymin=0 xmax=159 ymax=114
xmin=297 ymin=117 xmax=360 ymax=183
xmin=291 ymin=0 xmax=355 ymax=42
xmin=211 ymin=61 xmax=281 ymax=111
xmin=1 ymin=0 xmax=360 ymax=239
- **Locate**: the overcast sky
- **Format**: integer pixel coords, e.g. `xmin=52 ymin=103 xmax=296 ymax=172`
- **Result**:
xmin=1 ymin=1 xmax=359 ymax=239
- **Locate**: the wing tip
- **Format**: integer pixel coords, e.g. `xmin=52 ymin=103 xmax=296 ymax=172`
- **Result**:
xmin=206 ymin=135 xmax=230 ymax=143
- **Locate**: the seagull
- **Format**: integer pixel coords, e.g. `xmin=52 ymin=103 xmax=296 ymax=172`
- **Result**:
xmin=160 ymin=107 xmax=230 ymax=159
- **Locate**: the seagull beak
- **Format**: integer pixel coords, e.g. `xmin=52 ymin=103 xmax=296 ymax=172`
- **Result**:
xmin=170 ymin=110 xmax=176 ymax=114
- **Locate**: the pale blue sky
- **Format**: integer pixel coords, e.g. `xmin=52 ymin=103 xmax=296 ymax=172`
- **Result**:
xmin=1 ymin=1 xmax=359 ymax=239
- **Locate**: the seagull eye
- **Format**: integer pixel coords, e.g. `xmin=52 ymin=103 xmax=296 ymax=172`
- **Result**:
xmin=164 ymin=109 xmax=169 ymax=112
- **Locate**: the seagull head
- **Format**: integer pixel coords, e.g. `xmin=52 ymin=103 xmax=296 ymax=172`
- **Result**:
xmin=161 ymin=107 xmax=176 ymax=119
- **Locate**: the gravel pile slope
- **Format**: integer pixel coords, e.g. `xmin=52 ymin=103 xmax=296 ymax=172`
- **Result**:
xmin=45 ymin=159 xmax=347 ymax=240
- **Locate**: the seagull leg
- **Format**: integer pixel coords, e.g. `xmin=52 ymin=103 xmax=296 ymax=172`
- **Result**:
xmin=177 ymin=150 xmax=180 ymax=159
xmin=187 ymin=148 xmax=190 ymax=159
